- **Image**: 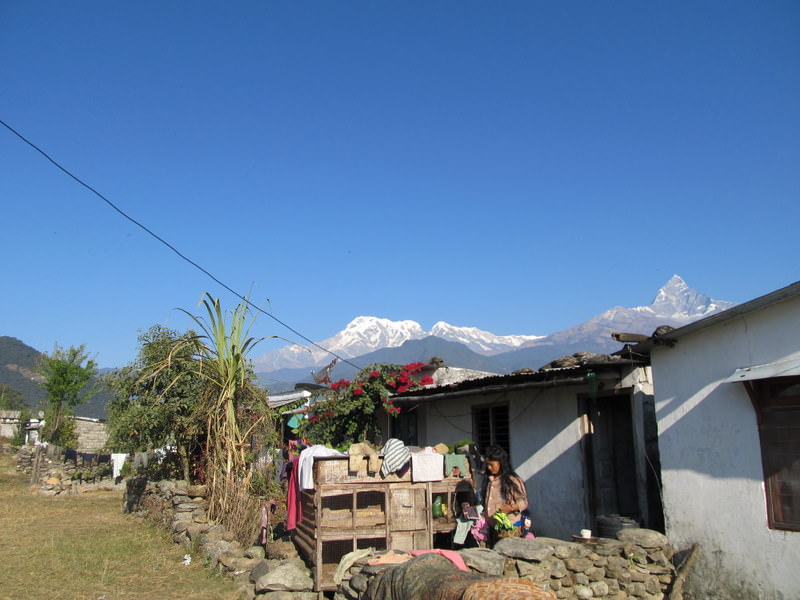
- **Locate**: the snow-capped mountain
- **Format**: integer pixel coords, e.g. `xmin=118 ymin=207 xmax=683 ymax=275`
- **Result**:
xmin=254 ymin=316 xmax=427 ymax=372
xmin=252 ymin=317 xmax=541 ymax=372
xmin=510 ymin=275 xmax=735 ymax=355
xmin=648 ymin=274 xmax=734 ymax=318
xmin=253 ymin=275 xmax=734 ymax=374
xmin=429 ymin=321 xmax=543 ymax=355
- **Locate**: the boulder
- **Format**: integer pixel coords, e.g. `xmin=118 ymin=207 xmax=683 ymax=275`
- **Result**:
xmin=516 ymin=561 xmax=549 ymax=581
xmin=249 ymin=559 xmax=301 ymax=583
xmin=564 ymin=557 xmax=593 ymax=572
xmin=593 ymin=539 xmax=625 ymax=556
xmin=260 ymin=593 xmax=317 ymax=600
xmin=590 ymin=581 xmax=610 ymax=596
xmin=265 ymin=540 xmax=298 ymax=559
xmin=459 ymin=548 xmax=506 ymax=575
xmin=186 ymin=484 xmax=207 ymax=497
xmin=245 ymin=545 xmax=266 ymax=560
xmin=254 ymin=562 xmax=313 ymax=593
xmin=538 ymin=537 xmax=591 ymax=560
xmin=616 ymin=528 xmax=669 ymax=549
xmin=493 ymin=538 xmax=555 ymax=562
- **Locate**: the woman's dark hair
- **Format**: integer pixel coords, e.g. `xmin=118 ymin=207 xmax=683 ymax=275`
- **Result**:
xmin=482 ymin=444 xmax=521 ymax=506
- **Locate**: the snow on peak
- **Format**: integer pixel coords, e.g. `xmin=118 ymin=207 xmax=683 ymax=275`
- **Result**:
xmin=649 ymin=275 xmax=734 ymax=318
xmin=430 ymin=321 xmax=543 ymax=355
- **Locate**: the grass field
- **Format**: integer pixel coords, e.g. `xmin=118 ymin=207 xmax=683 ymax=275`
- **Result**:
xmin=0 ymin=450 xmax=242 ymax=600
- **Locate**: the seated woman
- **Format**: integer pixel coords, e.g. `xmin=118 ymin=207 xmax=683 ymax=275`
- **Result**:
xmin=482 ymin=445 xmax=528 ymax=543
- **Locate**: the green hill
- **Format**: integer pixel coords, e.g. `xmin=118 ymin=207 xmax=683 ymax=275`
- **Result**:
xmin=0 ymin=336 xmax=112 ymax=419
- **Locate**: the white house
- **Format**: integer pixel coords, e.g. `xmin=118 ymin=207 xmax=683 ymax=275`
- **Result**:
xmin=394 ymin=357 xmax=664 ymax=540
xmin=642 ymin=280 xmax=800 ymax=599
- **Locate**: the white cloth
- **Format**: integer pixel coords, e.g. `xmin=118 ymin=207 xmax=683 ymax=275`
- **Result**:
xmin=411 ymin=451 xmax=444 ymax=482
xmin=111 ymin=453 xmax=128 ymax=479
xmin=298 ymin=445 xmax=346 ymax=490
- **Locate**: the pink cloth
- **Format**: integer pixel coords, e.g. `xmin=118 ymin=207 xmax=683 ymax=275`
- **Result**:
xmin=286 ymin=456 xmax=302 ymax=531
xmin=410 ymin=549 xmax=469 ymax=572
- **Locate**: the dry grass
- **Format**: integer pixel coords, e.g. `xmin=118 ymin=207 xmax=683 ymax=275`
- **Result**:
xmin=0 ymin=451 xmax=242 ymax=600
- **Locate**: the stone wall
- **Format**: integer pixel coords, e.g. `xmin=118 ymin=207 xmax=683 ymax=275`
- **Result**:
xmin=124 ymin=478 xmax=316 ymax=600
xmin=124 ymin=479 xmax=675 ymax=600
xmin=337 ymin=531 xmax=674 ymax=600
xmin=73 ymin=419 xmax=109 ymax=452
xmin=15 ymin=444 xmax=115 ymax=494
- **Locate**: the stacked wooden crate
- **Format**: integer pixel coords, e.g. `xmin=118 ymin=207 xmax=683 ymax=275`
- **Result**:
xmin=293 ymin=455 xmax=472 ymax=591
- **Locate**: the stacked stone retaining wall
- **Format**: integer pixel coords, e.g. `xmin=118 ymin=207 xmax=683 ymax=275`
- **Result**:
xmin=124 ymin=478 xmax=315 ymax=599
xmin=16 ymin=445 xmax=115 ymax=494
xmin=337 ymin=531 xmax=674 ymax=600
xmin=125 ymin=479 xmax=675 ymax=600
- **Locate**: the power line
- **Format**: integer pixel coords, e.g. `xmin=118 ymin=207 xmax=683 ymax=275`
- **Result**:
xmin=0 ymin=118 xmax=362 ymax=371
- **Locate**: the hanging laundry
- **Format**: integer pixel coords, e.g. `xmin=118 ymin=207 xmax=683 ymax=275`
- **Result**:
xmin=380 ymin=438 xmax=410 ymax=477
xmin=411 ymin=449 xmax=444 ymax=482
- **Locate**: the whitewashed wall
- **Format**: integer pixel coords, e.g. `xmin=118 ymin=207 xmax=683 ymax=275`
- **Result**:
xmin=651 ymin=296 xmax=800 ymax=599
xmin=417 ymin=385 xmax=590 ymax=539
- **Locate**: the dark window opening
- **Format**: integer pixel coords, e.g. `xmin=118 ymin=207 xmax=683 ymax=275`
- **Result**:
xmin=751 ymin=375 xmax=800 ymax=532
xmin=472 ymin=404 xmax=510 ymax=455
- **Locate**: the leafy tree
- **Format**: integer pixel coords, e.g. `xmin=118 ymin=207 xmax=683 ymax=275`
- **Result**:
xmin=105 ymin=325 xmax=206 ymax=481
xmin=37 ymin=345 xmax=98 ymax=448
xmin=0 ymin=384 xmax=26 ymax=411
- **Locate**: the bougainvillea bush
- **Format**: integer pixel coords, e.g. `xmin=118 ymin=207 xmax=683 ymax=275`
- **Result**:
xmin=297 ymin=362 xmax=433 ymax=448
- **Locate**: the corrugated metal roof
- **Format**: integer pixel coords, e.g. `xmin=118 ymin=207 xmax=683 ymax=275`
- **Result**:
xmin=394 ymin=358 xmax=643 ymax=403
xmin=724 ymin=357 xmax=800 ymax=383
xmin=267 ymin=389 xmax=312 ymax=409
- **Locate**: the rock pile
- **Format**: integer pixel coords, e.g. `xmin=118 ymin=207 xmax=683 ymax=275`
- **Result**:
xmin=15 ymin=445 xmax=117 ymax=495
xmin=337 ymin=530 xmax=674 ymax=600
xmin=125 ymin=478 xmax=316 ymax=599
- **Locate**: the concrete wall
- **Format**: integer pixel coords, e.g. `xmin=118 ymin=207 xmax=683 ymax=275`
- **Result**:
xmin=417 ymin=385 xmax=591 ymax=540
xmin=651 ymin=295 xmax=800 ymax=599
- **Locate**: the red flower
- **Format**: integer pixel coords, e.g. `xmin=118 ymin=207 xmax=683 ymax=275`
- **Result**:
xmin=396 ymin=385 xmax=409 ymax=394
xmin=352 ymin=387 xmax=364 ymax=396
xmin=369 ymin=370 xmax=381 ymax=379
xmin=386 ymin=379 xmax=396 ymax=388
xmin=331 ymin=378 xmax=351 ymax=391
xmin=398 ymin=373 xmax=410 ymax=384
xmin=420 ymin=376 xmax=434 ymax=386
xmin=403 ymin=362 xmax=425 ymax=374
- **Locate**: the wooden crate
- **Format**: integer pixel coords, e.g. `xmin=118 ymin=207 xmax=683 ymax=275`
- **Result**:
xmin=295 ymin=456 xmax=473 ymax=591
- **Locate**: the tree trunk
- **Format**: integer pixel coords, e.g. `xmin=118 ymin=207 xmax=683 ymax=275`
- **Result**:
xmin=178 ymin=444 xmax=191 ymax=482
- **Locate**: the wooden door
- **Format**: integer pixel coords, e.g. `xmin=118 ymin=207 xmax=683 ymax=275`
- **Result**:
xmin=587 ymin=395 xmax=639 ymax=519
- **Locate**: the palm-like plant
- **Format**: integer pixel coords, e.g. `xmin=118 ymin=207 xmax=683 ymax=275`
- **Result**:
xmin=179 ymin=293 xmax=274 ymax=539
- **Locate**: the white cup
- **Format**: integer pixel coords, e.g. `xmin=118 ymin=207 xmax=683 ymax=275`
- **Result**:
xmin=581 ymin=529 xmax=592 ymax=539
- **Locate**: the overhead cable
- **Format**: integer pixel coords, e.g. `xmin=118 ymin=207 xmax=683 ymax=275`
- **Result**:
xmin=0 ymin=118 xmax=361 ymax=371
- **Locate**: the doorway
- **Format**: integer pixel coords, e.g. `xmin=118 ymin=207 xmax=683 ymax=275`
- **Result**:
xmin=582 ymin=393 xmax=640 ymax=523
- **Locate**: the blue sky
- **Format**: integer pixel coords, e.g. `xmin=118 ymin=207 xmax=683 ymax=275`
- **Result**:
xmin=2 ymin=1 xmax=798 ymax=368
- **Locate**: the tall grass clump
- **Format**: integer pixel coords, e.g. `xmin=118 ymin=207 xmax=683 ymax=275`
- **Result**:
xmin=179 ymin=294 xmax=280 ymax=545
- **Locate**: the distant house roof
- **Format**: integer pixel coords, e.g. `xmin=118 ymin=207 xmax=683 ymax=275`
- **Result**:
xmin=624 ymin=280 xmax=800 ymax=354
xmin=394 ymin=355 xmax=644 ymax=403
xmin=0 ymin=410 xmax=21 ymax=421
xmin=267 ymin=389 xmax=312 ymax=409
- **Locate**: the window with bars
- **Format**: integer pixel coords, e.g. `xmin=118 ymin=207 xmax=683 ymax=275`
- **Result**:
xmin=750 ymin=376 xmax=800 ymax=531
xmin=472 ymin=403 xmax=510 ymax=456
